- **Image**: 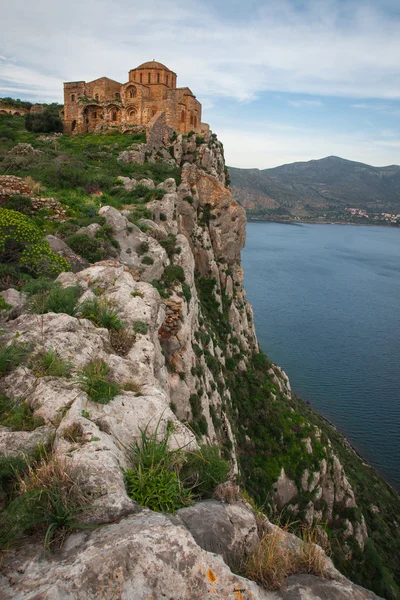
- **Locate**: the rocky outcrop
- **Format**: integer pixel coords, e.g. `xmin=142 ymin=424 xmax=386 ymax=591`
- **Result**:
xmin=0 ymin=121 xmax=385 ymax=598
xmin=0 ymin=502 xmax=381 ymax=600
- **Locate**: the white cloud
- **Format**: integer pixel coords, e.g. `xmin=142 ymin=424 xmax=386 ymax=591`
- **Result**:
xmin=1 ymin=0 xmax=400 ymax=103
xmin=288 ymin=99 xmax=323 ymax=108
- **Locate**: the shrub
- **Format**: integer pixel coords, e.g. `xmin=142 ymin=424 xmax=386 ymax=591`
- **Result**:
xmin=159 ymin=234 xmax=180 ymax=261
xmin=0 ymin=456 xmax=90 ymax=550
xmin=181 ymin=282 xmax=192 ymax=303
xmin=137 ymin=241 xmax=149 ymax=255
xmin=3 ymin=196 xmax=33 ymax=215
xmin=66 ymin=233 xmax=103 ymax=263
xmin=124 ymin=424 xmax=192 ymax=513
xmin=189 ymin=393 xmax=202 ymax=419
xmin=159 ymin=213 xmax=167 ymax=221
xmin=0 ymin=209 xmax=70 ymax=277
xmin=0 ymin=394 xmax=44 ymax=431
xmin=0 ymin=265 xmax=31 ymax=291
xmin=181 ymin=446 xmax=229 ymax=498
xmin=132 ymin=320 xmax=148 ymax=335
xmin=0 ymin=342 xmax=33 ymax=377
xmin=79 ymin=297 xmax=122 ymax=330
xmin=29 ymin=348 xmax=72 ymax=378
xmin=141 ymin=255 xmax=154 ymax=265
xmin=26 ymin=282 xmax=82 ymax=316
xmin=163 ymin=265 xmax=185 ymax=285
xmin=183 ymin=195 xmax=193 ymax=204
xmin=109 ymin=328 xmax=135 ymax=356
xmin=127 ymin=206 xmax=152 ymax=223
xmin=25 ymin=107 xmax=63 ymax=134
xmin=79 ymin=360 xmax=120 ymax=404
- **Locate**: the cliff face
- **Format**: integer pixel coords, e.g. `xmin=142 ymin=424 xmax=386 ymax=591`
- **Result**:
xmin=0 ymin=122 xmax=397 ymax=599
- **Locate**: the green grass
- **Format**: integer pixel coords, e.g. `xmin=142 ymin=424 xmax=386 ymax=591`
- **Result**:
xmin=0 ymin=341 xmax=33 ymax=377
xmin=79 ymin=360 xmax=120 ymax=404
xmin=0 ymin=394 xmax=44 ymax=431
xmin=29 ymin=348 xmax=72 ymax=378
xmin=132 ymin=320 xmax=148 ymax=335
xmin=0 ymin=115 xmax=181 ymax=217
xmin=0 ymin=456 xmax=92 ymax=551
xmin=79 ymin=297 xmax=122 ymax=330
xmin=124 ymin=424 xmax=193 ymax=513
xmin=123 ymin=424 xmax=229 ymax=513
xmin=181 ymin=446 xmax=229 ymax=499
xmin=24 ymin=280 xmax=82 ymax=316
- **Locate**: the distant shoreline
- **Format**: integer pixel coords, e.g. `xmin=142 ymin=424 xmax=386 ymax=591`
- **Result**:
xmin=247 ymin=217 xmax=400 ymax=228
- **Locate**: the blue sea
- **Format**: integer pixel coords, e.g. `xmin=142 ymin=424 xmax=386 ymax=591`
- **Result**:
xmin=242 ymin=222 xmax=400 ymax=491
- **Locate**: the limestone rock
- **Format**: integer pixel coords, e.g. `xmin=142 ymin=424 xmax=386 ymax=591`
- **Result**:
xmin=0 ymin=512 xmax=274 ymax=600
xmin=0 ymin=426 xmax=55 ymax=457
xmin=46 ymin=235 xmax=89 ymax=272
xmin=280 ymin=574 xmax=382 ymax=599
xmin=273 ymin=468 xmax=299 ymax=509
xmin=76 ymin=223 xmax=102 ymax=238
xmin=177 ymin=500 xmax=259 ymax=569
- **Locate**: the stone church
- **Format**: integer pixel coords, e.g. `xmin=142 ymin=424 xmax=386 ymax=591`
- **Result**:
xmin=63 ymin=60 xmax=209 ymax=135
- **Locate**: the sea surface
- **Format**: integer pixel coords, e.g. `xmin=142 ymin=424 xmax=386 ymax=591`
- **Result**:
xmin=242 ymin=222 xmax=400 ymax=491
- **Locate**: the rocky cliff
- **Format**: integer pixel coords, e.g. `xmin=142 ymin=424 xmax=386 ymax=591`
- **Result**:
xmin=0 ymin=118 xmax=398 ymax=599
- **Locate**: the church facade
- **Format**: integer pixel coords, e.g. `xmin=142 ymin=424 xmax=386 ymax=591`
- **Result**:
xmin=63 ymin=61 xmax=209 ymax=135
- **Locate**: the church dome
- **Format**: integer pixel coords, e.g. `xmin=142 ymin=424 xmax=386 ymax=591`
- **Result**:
xmin=135 ymin=61 xmax=172 ymax=71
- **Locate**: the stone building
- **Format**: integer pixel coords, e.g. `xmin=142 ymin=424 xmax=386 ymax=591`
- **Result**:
xmin=63 ymin=60 xmax=209 ymax=136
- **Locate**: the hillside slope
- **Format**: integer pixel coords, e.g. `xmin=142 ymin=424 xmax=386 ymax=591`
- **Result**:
xmin=230 ymin=156 xmax=400 ymax=220
xmin=0 ymin=113 xmax=399 ymax=599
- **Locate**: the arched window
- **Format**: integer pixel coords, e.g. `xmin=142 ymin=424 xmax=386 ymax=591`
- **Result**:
xmin=166 ymin=75 xmax=169 ymax=86
xmin=116 ymin=92 xmax=120 ymax=99
xmin=190 ymin=115 xmax=194 ymax=125
xmin=95 ymin=94 xmax=99 ymax=101
xmin=112 ymin=111 xmax=117 ymax=121
xmin=151 ymin=107 xmax=157 ymax=117
xmin=128 ymin=108 xmax=137 ymax=121
xmin=140 ymin=73 xmax=143 ymax=83
xmin=181 ymin=110 xmax=185 ymax=123
xmin=93 ymin=112 xmax=97 ymax=119
xmin=194 ymin=116 xmax=197 ymax=128
xmin=148 ymin=72 xmax=151 ymax=83
xmin=128 ymin=86 xmax=137 ymax=98
xmin=133 ymin=73 xmax=136 ymax=81
xmin=71 ymin=94 xmax=75 ymax=102
xmin=71 ymin=120 xmax=76 ymax=131
xmin=157 ymin=73 xmax=160 ymax=84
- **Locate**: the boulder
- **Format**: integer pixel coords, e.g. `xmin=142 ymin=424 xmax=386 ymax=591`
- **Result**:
xmin=0 ymin=512 xmax=274 ymax=600
xmin=177 ymin=500 xmax=259 ymax=569
xmin=46 ymin=235 xmax=89 ymax=272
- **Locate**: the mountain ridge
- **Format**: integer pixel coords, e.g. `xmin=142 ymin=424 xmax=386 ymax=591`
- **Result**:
xmin=229 ymin=156 xmax=400 ymax=221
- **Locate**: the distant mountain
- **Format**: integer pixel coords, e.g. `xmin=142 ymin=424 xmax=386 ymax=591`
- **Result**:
xmin=229 ymin=156 xmax=400 ymax=219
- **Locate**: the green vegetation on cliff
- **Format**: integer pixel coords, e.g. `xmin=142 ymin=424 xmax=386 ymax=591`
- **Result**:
xmin=195 ymin=272 xmax=400 ymax=600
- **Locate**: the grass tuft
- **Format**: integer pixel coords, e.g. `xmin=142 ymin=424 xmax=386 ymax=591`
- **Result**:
xmin=79 ymin=360 xmax=120 ymax=404
xmin=0 ymin=456 xmax=91 ymax=550
xmin=30 ymin=348 xmax=72 ymax=378
xmin=0 ymin=394 xmax=44 ymax=431
xmin=124 ymin=423 xmax=192 ymax=514
xmin=0 ymin=341 xmax=33 ymax=377
xmin=79 ymin=297 xmax=122 ymax=330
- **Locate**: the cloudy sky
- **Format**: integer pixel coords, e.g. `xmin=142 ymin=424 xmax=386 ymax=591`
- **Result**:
xmin=1 ymin=0 xmax=400 ymax=168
